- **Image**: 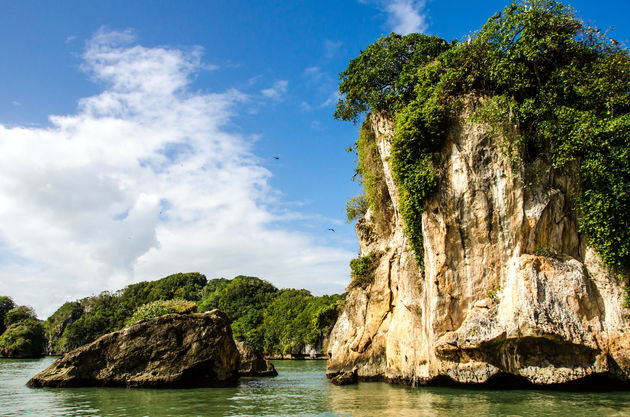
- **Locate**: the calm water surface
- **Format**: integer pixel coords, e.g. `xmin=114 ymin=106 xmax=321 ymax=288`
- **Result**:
xmin=2 ymin=357 xmax=630 ymax=416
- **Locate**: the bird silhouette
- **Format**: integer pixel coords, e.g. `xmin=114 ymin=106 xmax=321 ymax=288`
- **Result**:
xmin=274 ymin=156 xmax=280 ymax=160
xmin=328 ymin=228 xmax=335 ymax=232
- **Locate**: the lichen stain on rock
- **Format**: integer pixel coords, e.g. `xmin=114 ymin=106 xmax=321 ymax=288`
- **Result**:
xmin=327 ymin=111 xmax=630 ymax=387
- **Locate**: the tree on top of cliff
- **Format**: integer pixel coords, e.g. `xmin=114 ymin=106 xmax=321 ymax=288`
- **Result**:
xmin=335 ymin=0 xmax=630 ymax=271
xmin=334 ymin=33 xmax=453 ymax=123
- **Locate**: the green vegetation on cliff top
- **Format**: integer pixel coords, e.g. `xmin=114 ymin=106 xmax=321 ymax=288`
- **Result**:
xmin=337 ymin=0 xmax=630 ymax=272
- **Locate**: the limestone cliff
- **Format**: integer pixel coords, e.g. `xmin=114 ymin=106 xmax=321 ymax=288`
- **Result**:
xmin=327 ymin=108 xmax=630 ymax=386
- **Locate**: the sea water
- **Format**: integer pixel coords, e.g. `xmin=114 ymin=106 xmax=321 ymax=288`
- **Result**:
xmin=2 ymin=357 xmax=630 ymax=416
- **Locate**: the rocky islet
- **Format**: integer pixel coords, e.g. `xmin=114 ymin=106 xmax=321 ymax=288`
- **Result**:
xmin=326 ymin=110 xmax=630 ymax=387
xmin=28 ymin=310 xmax=242 ymax=388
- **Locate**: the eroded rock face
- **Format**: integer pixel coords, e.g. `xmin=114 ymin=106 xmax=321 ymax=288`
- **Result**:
xmin=235 ymin=340 xmax=277 ymax=376
xmin=327 ymin=108 xmax=630 ymax=387
xmin=28 ymin=310 xmax=239 ymax=388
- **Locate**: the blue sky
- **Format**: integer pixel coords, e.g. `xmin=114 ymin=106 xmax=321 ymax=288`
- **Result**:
xmin=0 ymin=0 xmax=628 ymax=317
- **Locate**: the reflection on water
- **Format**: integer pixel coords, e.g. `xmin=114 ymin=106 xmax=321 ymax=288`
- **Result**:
xmin=326 ymin=375 xmax=630 ymax=417
xmin=2 ymin=358 xmax=630 ymax=416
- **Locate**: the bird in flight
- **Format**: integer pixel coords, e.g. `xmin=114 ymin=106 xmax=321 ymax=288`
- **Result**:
xmin=274 ymin=156 xmax=280 ymax=160
xmin=328 ymin=228 xmax=335 ymax=232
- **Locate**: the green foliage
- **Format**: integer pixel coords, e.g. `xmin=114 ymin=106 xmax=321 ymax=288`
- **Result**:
xmin=261 ymin=290 xmax=345 ymax=356
xmin=535 ymin=245 xmax=561 ymax=258
xmin=126 ymin=299 xmax=197 ymax=326
xmin=624 ymin=287 xmax=630 ymax=309
xmin=335 ymin=0 xmax=630 ymax=272
xmin=0 ymin=319 xmax=45 ymax=358
xmin=349 ymin=251 xmax=382 ymax=288
xmin=198 ymin=276 xmax=344 ymax=355
xmin=487 ymin=285 xmax=501 ymax=301
xmin=347 ymin=120 xmax=393 ymax=231
xmin=197 ymin=275 xmax=277 ymax=351
xmin=465 ymin=0 xmax=630 ymax=270
xmin=4 ymin=305 xmax=37 ymax=327
xmin=335 ymin=33 xmax=453 ymax=122
xmin=47 ymin=272 xmax=207 ymax=352
xmin=0 ymin=301 xmax=44 ymax=358
xmin=46 ymin=271 xmax=343 ymax=355
xmin=0 ymin=296 xmax=16 ymax=334
xmin=346 ymin=195 xmax=368 ymax=223
xmin=44 ymin=301 xmax=87 ymax=354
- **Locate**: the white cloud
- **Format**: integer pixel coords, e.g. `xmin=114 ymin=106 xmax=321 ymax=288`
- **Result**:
xmin=385 ymin=0 xmax=428 ymax=34
xmin=304 ymin=66 xmax=325 ymax=84
xmin=359 ymin=0 xmax=429 ymax=35
xmin=261 ymin=80 xmax=288 ymax=100
xmin=321 ymin=91 xmax=341 ymax=108
xmin=0 ymin=30 xmax=353 ymax=318
xmin=323 ymin=40 xmax=343 ymax=58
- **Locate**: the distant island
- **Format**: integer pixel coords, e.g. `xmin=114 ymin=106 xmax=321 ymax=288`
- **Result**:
xmin=0 ymin=273 xmax=344 ymax=359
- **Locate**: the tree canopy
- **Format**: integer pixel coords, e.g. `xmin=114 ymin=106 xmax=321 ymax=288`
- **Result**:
xmin=0 ymin=299 xmax=44 ymax=358
xmin=334 ymin=33 xmax=452 ymax=122
xmin=197 ymin=276 xmax=344 ymax=355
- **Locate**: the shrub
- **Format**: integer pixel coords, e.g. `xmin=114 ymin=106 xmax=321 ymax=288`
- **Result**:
xmin=349 ymin=251 xmax=382 ymax=288
xmin=354 ymin=120 xmax=394 ymax=232
xmin=198 ymin=276 xmax=344 ymax=355
xmin=346 ymin=195 xmax=368 ymax=222
xmin=126 ymin=299 xmax=197 ymax=326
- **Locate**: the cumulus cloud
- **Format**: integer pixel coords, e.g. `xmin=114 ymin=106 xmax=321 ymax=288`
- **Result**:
xmin=261 ymin=80 xmax=288 ymax=100
xmin=385 ymin=0 xmax=428 ymax=34
xmin=0 ymin=30 xmax=353 ymax=317
xmin=360 ymin=0 xmax=429 ymax=35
